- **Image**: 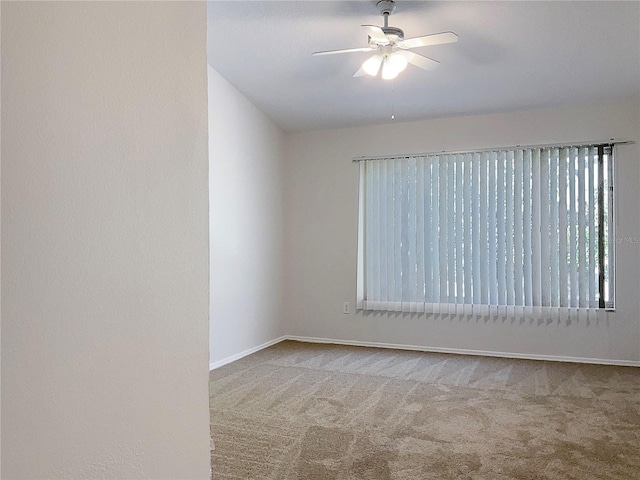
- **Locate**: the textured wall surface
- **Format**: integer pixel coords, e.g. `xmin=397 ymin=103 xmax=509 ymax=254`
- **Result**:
xmin=283 ymin=101 xmax=640 ymax=364
xmin=1 ymin=2 xmax=210 ymax=478
xmin=208 ymin=66 xmax=285 ymax=367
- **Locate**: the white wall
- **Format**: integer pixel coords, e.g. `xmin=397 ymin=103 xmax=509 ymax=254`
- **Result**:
xmin=1 ymin=2 xmax=210 ymax=478
xmin=208 ymin=66 xmax=285 ymax=367
xmin=283 ymin=101 xmax=640 ymax=363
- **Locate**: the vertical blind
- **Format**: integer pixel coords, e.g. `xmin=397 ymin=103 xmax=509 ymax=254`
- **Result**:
xmin=356 ymin=144 xmax=615 ymax=319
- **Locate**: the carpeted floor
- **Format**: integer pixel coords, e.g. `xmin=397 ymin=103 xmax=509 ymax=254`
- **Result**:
xmin=209 ymin=341 xmax=640 ymax=479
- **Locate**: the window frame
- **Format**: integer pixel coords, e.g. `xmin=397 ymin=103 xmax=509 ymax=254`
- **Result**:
xmin=356 ymin=143 xmax=617 ymax=315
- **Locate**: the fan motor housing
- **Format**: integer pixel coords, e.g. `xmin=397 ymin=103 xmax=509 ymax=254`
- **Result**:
xmin=382 ymin=26 xmax=404 ymax=40
xmin=369 ymin=26 xmax=404 ymax=47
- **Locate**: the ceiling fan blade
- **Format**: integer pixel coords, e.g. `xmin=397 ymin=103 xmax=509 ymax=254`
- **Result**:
xmin=312 ymin=47 xmax=374 ymax=56
xmin=399 ymin=50 xmax=440 ymax=71
xmin=353 ymin=66 xmax=368 ymax=77
xmin=398 ymin=31 xmax=458 ymax=49
xmin=362 ymin=25 xmax=389 ymax=45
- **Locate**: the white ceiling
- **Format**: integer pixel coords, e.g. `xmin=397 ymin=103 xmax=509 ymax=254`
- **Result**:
xmin=207 ymin=1 xmax=640 ymax=133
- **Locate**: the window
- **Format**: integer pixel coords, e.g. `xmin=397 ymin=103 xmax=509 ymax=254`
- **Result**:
xmin=356 ymin=144 xmax=615 ymax=318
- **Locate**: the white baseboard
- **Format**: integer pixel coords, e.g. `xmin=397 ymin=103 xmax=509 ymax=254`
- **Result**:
xmin=209 ymin=336 xmax=288 ymax=370
xmin=210 ymin=334 xmax=640 ymax=370
xmin=285 ymin=335 xmax=640 ymax=367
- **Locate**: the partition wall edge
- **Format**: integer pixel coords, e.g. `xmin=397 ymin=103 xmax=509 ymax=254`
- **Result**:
xmin=1 ymin=2 xmax=211 ymax=478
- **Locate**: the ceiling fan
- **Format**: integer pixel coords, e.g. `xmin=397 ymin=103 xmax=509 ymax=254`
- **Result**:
xmin=312 ymin=0 xmax=458 ymax=80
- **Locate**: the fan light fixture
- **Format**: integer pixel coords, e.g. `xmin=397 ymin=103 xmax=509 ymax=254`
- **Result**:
xmin=311 ymin=0 xmax=458 ymax=81
xmin=380 ymin=52 xmax=408 ymax=80
xmin=362 ymin=54 xmax=383 ymax=76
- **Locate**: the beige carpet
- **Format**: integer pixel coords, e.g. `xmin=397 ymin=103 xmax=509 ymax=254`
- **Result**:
xmin=209 ymin=341 xmax=640 ymax=479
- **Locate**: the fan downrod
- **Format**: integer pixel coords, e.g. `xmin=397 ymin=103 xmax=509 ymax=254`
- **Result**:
xmin=376 ymin=1 xmax=403 ymax=40
xmin=377 ymin=0 xmax=396 ymax=28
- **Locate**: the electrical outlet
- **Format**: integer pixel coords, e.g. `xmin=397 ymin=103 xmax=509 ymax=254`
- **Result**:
xmin=343 ymin=302 xmax=351 ymax=314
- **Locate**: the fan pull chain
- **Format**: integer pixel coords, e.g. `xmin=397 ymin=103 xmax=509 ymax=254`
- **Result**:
xmin=391 ymin=80 xmax=395 ymax=120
